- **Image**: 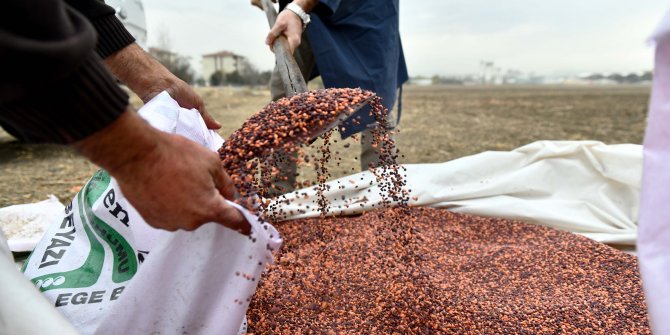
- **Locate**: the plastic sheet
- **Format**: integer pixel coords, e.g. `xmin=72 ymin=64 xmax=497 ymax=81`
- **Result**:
xmin=638 ymin=9 xmax=670 ymax=335
xmin=0 ymin=195 xmax=64 ymax=252
xmin=270 ymin=140 xmax=642 ymax=246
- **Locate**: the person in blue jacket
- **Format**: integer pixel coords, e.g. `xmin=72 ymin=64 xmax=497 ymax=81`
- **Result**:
xmin=254 ymin=0 xmax=408 ymax=195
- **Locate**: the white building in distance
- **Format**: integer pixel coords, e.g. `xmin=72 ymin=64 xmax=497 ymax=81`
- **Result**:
xmin=201 ymin=51 xmax=250 ymax=85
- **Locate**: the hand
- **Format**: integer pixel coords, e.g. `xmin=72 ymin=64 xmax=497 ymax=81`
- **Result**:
xmin=74 ymin=109 xmax=250 ymax=233
xmin=266 ymin=8 xmax=304 ymax=54
xmin=104 ymin=43 xmax=222 ymax=130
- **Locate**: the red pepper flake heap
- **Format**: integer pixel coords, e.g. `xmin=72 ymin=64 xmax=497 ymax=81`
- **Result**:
xmin=220 ymin=88 xmax=374 ymax=198
xmin=247 ymin=207 xmax=650 ymax=334
xmin=218 ymin=87 xmax=408 ymax=217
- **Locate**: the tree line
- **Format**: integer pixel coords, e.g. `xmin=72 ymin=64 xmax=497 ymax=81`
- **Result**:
xmin=151 ymin=48 xmax=272 ymax=87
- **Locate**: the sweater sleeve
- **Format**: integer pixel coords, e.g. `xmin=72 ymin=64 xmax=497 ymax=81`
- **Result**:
xmin=0 ymin=0 xmax=128 ymax=144
xmin=65 ymin=0 xmax=136 ymax=58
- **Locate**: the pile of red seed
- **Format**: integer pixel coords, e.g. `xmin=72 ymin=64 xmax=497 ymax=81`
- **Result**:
xmin=219 ymin=88 xmax=374 ymax=198
xmin=246 ymin=207 xmax=650 ymax=334
xmin=218 ymin=87 xmax=408 ymax=215
xmin=216 ymin=87 xmax=648 ymax=333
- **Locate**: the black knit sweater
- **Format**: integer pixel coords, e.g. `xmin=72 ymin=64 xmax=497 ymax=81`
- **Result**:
xmin=0 ymin=0 xmax=136 ymax=143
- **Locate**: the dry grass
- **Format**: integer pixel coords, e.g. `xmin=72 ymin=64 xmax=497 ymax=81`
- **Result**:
xmin=0 ymin=85 xmax=650 ymax=207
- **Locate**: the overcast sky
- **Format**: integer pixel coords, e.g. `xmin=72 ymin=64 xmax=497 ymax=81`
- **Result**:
xmin=142 ymin=0 xmax=668 ymax=78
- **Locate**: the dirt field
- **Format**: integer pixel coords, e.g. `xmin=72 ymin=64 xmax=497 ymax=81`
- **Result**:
xmin=0 ymin=85 xmax=650 ymax=208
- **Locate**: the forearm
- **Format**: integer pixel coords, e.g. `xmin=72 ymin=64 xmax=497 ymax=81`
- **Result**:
xmin=292 ymin=0 xmax=319 ymax=12
xmin=102 ymin=43 xmax=218 ymax=129
xmin=73 ymin=107 xmax=248 ymax=233
xmin=73 ymin=108 xmax=158 ymax=176
xmin=104 ymin=43 xmax=173 ymax=101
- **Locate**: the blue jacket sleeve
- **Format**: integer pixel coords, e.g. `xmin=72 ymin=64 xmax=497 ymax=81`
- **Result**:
xmin=319 ymin=0 xmax=341 ymax=14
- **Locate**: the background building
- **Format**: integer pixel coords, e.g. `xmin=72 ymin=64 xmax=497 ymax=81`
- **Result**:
xmin=201 ymin=51 xmax=250 ymax=86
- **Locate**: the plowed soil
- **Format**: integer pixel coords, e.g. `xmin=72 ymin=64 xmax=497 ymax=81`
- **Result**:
xmin=0 ymin=85 xmax=649 ymax=208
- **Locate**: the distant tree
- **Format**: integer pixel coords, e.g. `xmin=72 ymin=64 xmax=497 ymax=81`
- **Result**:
xmin=440 ymin=77 xmax=464 ymax=85
xmin=209 ymin=68 xmax=271 ymax=86
xmin=148 ymin=50 xmax=195 ymax=84
xmin=237 ymin=62 xmax=273 ymax=86
xmin=623 ymin=73 xmax=640 ymax=84
xmin=641 ymin=71 xmax=653 ymax=82
xmin=210 ymin=71 xmax=224 ymax=86
xmin=150 ymin=27 xmax=195 ymax=84
xmin=167 ymin=56 xmax=195 ymax=84
xmin=586 ymin=73 xmax=604 ymax=80
xmin=227 ymin=71 xmax=245 ymax=85
xmin=608 ymin=73 xmax=624 ymax=83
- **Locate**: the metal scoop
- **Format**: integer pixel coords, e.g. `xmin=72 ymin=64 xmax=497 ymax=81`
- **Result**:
xmin=258 ymin=0 xmax=372 ymax=142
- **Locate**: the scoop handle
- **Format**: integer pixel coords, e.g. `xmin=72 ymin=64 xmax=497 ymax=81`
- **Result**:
xmin=260 ymin=0 xmax=309 ymax=95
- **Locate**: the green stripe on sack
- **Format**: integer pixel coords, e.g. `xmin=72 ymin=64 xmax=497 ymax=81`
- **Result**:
xmin=83 ymin=171 xmax=138 ymax=283
xmin=21 ymin=249 xmax=33 ymax=273
xmin=29 ymin=182 xmax=106 ymax=292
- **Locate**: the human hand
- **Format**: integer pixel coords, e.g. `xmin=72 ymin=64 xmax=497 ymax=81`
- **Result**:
xmin=157 ymin=78 xmax=222 ymax=129
xmin=266 ymin=8 xmax=304 ymax=54
xmin=74 ymin=109 xmax=250 ymax=233
xmin=104 ymin=43 xmax=221 ymax=130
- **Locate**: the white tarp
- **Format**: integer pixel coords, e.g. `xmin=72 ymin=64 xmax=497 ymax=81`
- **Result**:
xmin=638 ymin=9 xmax=670 ymax=335
xmin=270 ymin=140 xmax=642 ymax=246
xmin=0 ymin=195 xmax=64 ymax=252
